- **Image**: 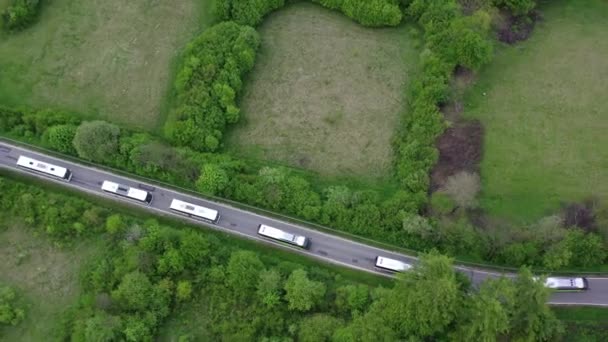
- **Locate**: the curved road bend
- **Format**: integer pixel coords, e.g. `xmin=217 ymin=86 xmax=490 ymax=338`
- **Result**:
xmin=0 ymin=142 xmax=607 ymax=306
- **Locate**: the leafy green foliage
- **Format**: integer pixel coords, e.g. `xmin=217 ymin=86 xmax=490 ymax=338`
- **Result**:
xmin=0 ymin=176 xmax=568 ymax=340
xmin=494 ymin=0 xmax=536 ymax=16
xmin=1 ymin=0 xmax=40 ymax=31
xmin=0 ymin=284 xmax=25 ymax=326
xmin=214 ymin=0 xmax=285 ymax=26
xmin=284 ymin=269 xmax=326 ymax=312
xmin=195 ymin=163 xmax=230 ymax=195
xmin=43 ymin=124 xmax=77 ymax=154
xmin=73 ymin=120 xmax=121 ymax=163
xmin=166 ymin=22 xmax=260 ymax=151
xmin=312 ymin=0 xmax=402 ymax=26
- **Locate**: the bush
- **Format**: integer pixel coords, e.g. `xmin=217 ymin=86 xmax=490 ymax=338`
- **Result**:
xmin=73 ymin=120 xmax=121 ymax=162
xmin=0 ymin=284 xmax=25 ymax=326
xmin=442 ymin=171 xmax=481 ymax=210
xmin=44 ymin=124 xmax=77 ymax=154
xmin=1 ymin=0 xmax=40 ymax=31
xmin=494 ymin=0 xmax=535 ymax=16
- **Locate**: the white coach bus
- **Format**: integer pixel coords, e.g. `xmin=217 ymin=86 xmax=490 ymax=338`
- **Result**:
xmin=16 ymin=155 xmax=72 ymax=181
xmin=375 ymin=256 xmax=412 ymax=273
xmin=101 ymin=180 xmax=152 ymax=204
xmin=544 ymin=277 xmax=589 ymax=292
xmin=169 ymin=199 xmax=220 ymax=224
xmin=257 ymin=224 xmax=310 ymax=249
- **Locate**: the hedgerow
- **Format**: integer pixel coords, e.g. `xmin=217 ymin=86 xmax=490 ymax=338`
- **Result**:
xmin=214 ymin=0 xmax=286 ymax=26
xmin=165 ymin=22 xmax=260 ymax=151
xmin=312 ymin=0 xmax=402 ymax=26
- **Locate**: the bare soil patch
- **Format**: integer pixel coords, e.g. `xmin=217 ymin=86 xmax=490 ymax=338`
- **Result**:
xmin=430 ymin=120 xmax=483 ymax=191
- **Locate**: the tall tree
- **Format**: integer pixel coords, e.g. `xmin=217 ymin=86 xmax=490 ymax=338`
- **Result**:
xmin=510 ymin=268 xmax=564 ymax=341
xmin=452 ymin=277 xmax=514 ymax=341
xmin=384 ymin=251 xmax=461 ymax=338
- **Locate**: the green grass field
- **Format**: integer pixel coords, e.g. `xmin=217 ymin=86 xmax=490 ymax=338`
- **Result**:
xmin=553 ymin=307 xmax=608 ymax=341
xmin=0 ymin=224 xmax=104 ymax=340
xmin=464 ymin=0 xmax=608 ymax=222
xmin=225 ymin=2 xmax=418 ymax=179
xmin=0 ymin=0 xmax=210 ymax=131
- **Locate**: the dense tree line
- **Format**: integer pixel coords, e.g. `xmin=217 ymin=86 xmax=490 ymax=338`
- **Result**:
xmin=166 ymin=22 xmax=260 ymax=151
xmin=2 ymin=104 xmax=608 ymax=270
xmin=0 ymin=174 xmax=565 ymax=341
xmin=1 ymin=0 xmax=40 ymax=31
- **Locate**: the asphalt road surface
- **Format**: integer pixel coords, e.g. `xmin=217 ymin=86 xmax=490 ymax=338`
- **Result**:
xmin=1 ymin=141 xmax=607 ymax=306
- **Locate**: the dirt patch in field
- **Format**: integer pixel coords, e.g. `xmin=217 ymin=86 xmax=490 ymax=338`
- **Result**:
xmin=430 ymin=120 xmax=483 ymax=191
xmin=496 ymin=10 xmax=542 ymax=44
xmin=562 ymin=199 xmax=598 ymax=232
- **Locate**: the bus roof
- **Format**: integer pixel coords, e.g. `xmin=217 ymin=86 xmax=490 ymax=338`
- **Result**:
xmin=545 ymin=277 xmax=586 ymax=289
xmin=258 ymin=224 xmax=306 ymax=246
xmin=375 ymin=256 xmax=412 ymax=272
xmin=170 ymin=199 xmax=219 ymax=220
xmin=17 ymin=156 xmax=69 ymax=178
xmin=101 ymin=181 xmax=149 ymax=201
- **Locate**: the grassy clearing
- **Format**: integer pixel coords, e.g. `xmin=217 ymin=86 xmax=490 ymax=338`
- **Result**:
xmin=0 ymin=224 xmax=104 ymax=340
xmin=553 ymin=307 xmax=608 ymax=341
xmin=225 ymin=2 xmax=418 ymax=180
xmin=464 ymin=0 xmax=608 ymax=222
xmin=0 ymin=0 xmax=206 ymax=131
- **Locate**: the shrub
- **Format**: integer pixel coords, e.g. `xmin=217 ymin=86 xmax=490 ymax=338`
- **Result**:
xmin=196 ymin=164 xmax=230 ymax=195
xmin=1 ymin=0 xmax=40 ymax=31
xmin=0 ymin=284 xmax=25 ymax=326
xmin=494 ymin=0 xmax=535 ymax=16
xmin=44 ymin=124 xmax=77 ymax=154
xmin=442 ymin=171 xmax=481 ymax=210
xmin=73 ymin=120 xmax=121 ymax=162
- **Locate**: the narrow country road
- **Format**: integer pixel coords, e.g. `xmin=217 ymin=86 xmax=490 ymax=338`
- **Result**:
xmin=1 ymin=140 xmax=607 ymax=306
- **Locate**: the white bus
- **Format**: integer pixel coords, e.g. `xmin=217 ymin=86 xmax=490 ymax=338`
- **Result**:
xmin=101 ymin=180 xmax=152 ymax=204
xmin=16 ymin=155 xmax=72 ymax=181
xmin=375 ymin=256 xmax=412 ymax=273
xmin=257 ymin=224 xmax=309 ymax=249
xmin=544 ymin=277 xmax=589 ymax=292
xmin=169 ymin=199 xmax=220 ymax=224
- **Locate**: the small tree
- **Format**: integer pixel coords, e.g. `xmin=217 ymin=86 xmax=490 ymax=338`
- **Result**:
xmin=105 ymin=214 xmax=125 ymax=235
xmin=195 ymin=164 xmax=229 ymax=195
xmin=73 ymin=121 xmax=120 ymax=162
xmin=256 ymin=269 xmax=282 ymax=308
xmin=176 ymin=281 xmax=193 ymax=302
xmin=84 ymin=311 xmax=123 ymax=342
xmin=442 ymin=171 xmax=481 ymax=210
xmin=45 ymin=124 xmax=77 ymax=154
xmin=284 ymin=269 xmax=326 ymax=312
xmin=0 ymin=284 xmax=25 ymax=326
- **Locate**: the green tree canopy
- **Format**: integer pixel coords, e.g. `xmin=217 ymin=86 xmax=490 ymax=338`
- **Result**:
xmin=284 ymin=269 xmax=326 ymax=312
